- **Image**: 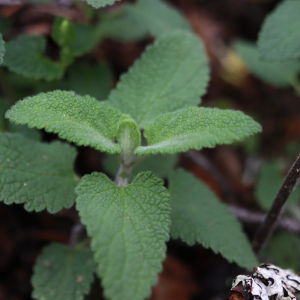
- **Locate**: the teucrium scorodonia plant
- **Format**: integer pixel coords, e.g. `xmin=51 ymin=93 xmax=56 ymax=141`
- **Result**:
xmin=1 ymin=30 xmax=261 ymax=300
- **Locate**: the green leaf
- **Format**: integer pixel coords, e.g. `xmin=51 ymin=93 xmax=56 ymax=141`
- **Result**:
xmin=32 ymin=243 xmax=95 ymax=300
xmin=69 ymin=23 xmax=102 ymax=57
xmin=258 ymin=0 xmax=300 ymax=61
xmin=117 ymin=114 xmax=141 ymax=160
xmin=84 ymin=0 xmax=121 ymax=9
xmin=0 ymin=33 xmax=5 ymax=66
xmin=125 ymin=0 xmax=191 ymax=38
xmin=135 ymin=107 xmax=262 ymax=155
xmin=76 ymin=171 xmax=171 ymax=300
xmin=60 ymin=63 xmax=112 ymax=101
xmin=6 ymin=90 xmax=122 ymax=154
xmin=233 ymin=40 xmax=300 ymax=87
xmin=0 ymin=133 xmax=77 ymax=213
xmin=103 ymin=154 xmax=178 ymax=180
xmin=52 ymin=18 xmax=76 ymax=48
xmin=106 ymin=30 xmax=209 ymax=128
xmin=98 ymin=7 xmax=148 ymax=42
xmin=169 ymin=169 xmax=258 ymax=270
xmin=4 ymin=35 xmax=64 ymax=81
xmin=263 ymin=231 xmax=300 ymax=271
xmin=256 ymin=161 xmax=300 ymax=210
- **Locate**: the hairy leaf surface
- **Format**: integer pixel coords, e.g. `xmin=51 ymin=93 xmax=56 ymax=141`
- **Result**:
xmin=6 ymin=90 xmax=122 ymax=154
xmin=0 ymin=33 xmax=4 ymax=66
xmin=123 ymin=0 xmax=190 ymax=38
xmin=169 ymin=169 xmax=258 ymax=270
xmin=4 ymin=35 xmax=64 ymax=81
xmin=258 ymin=0 xmax=300 ymax=61
xmin=0 ymin=133 xmax=77 ymax=213
xmin=135 ymin=107 xmax=262 ymax=155
xmin=32 ymin=243 xmax=95 ymax=300
xmin=85 ymin=0 xmax=121 ymax=9
xmin=106 ymin=31 xmax=209 ymax=128
xmin=233 ymin=40 xmax=300 ymax=87
xmin=76 ymin=172 xmax=171 ymax=300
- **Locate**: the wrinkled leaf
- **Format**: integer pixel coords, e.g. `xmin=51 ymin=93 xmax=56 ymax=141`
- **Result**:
xmin=107 ymin=30 xmax=209 ymax=128
xmin=4 ymin=35 xmax=64 ymax=81
xmin=136 ymin=107 xmax=262 ymax=155
xmin=169 ymin=169 xmax=258 ymax=270
xmin=76 ymin=171 xmax=171 ymax=300
xmin=0 ymin=133 xmax=77 ymax=213
xmin=32 ymin=243 xmax=95 ymax=300
xmin=6 ymin=90 xmax=122 ymax=154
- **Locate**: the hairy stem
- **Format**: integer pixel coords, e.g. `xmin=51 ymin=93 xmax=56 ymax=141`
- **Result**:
xmin=252 ymin=152 xmax=300 ymax=255
xmin=115 ymin=163 xmax=133 ymax=188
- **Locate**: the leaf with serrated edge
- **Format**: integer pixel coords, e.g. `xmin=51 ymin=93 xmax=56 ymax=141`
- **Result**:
xmin=106 ymin=31 xmax=209 ymax=128
xmin=128 ymin=0 xmax=190 ymax=38
xmin=85 ymin=0 xmax=121 ymax=9
xmin=0 ymin=133 xmax=77 ymax=213
xmin=75 ymin=171 xmax=171 ymax=300
xmin=169 ymin=169 xmax=258 ymax=270
xmin=4 ymin=35 xmax=64 ymax=81
xmin=258 ymin=0 xmax=300 ymax=61
xmin=32 ymin=243 xmax=95 ymax=300
xmin=6 ymin=90 xmax=122 ymax=154
xmin=135 ymin=107 xmax=262 ymax=155
xmin=0 ymin=33 xmax=5 ymax=66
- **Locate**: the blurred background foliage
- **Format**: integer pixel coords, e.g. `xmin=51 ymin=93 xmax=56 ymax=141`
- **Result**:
xmin=1 ymin=0 xmax=300 ymax=300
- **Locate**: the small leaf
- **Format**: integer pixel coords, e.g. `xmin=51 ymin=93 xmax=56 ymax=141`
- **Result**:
xmin=32 ymin=243 xmax=95 ymax=300
xmin=6 ymin=90 xmax=122 ymax=154
xmin=258 ymin=0 xmax=300 ymax=61
xmin=106 ymin=30 xmax=209 ymax=128
xmin=0 ymin=33 xmax=5 ymax=66
xmin=76 ymin=171 xmax=171 ymax=300
xmin=169 ymin=169 xmax=258 ymax=270
xmin=52 ymin=18 xmax=76 ymax=48
xmin=4 ymin=35 xmax=64 ymax=81
xmin=103 ymin=154 xmax=178 ymax=180
xmin=126 ymin=0 xmax=191 ymax=38
xmin=233 ymin=40 xmax=300 ymax=87
xmin=135 ymin=107 xmax=262 ymax=155
xmin=117 ymin=114 xmax=141 ymax=160
xmin=0 ymin=133 xmax=77 ymax=213
xmin=84 ymin=0 xmax=121 ymax=9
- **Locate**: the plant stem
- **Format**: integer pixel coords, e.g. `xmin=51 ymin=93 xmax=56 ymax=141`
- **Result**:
xmin=252 ymin=152 xmax=300 ymax=255
xmin=115 ymin=163 xmax=133 ymax=188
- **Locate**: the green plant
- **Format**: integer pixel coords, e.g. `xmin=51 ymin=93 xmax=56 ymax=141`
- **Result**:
xmin=0 ymin=1 xmax=263 ymax=300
